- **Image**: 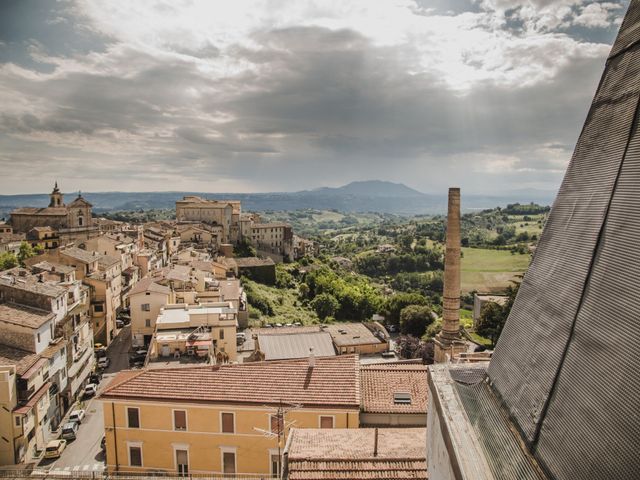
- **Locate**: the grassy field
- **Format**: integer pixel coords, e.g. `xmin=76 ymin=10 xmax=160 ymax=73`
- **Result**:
xmin=509 ymin=214 xmax=546 ymax=236
xmin=461 ymin=247 xmax=530 ymax=293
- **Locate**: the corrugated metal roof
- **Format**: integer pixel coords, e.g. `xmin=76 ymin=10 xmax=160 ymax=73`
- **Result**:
xmin=485 ymin=2 xmax=640 ymax=479
xmin=257 ymin=332 xmax=336 ymax=360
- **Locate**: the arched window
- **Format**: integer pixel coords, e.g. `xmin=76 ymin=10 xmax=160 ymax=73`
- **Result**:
xmin=78 ymin=216 xmax=84 ymax=226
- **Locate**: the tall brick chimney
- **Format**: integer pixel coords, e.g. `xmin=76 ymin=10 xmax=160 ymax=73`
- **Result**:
xmin=441 ymin=188 xmax=461 ymax=340
xmin=434 ymin=187 xmax=467 ymax=362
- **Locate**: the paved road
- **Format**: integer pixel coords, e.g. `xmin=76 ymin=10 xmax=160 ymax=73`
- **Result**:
xmin=36 ymin=326 xmax=132 ymax=474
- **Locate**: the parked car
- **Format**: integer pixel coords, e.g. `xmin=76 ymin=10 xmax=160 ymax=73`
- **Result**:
xmin=69 ymin=409 xmax=85 ymax=424
xmin=236 ymin=332 xmax=246 ymax=345
xmin=89 ymin=372 xmax=102 ymax=384
xmin=83 ymin=383 xmax=98 ymax=398
xmin=134 ymin=348 xmax=148 ymax=356
xmin=93 ymin=343 xmax=104 ymax=351
xmin=44 ymin=439 xmax=67 ymax=458
xmin=97 ymin=357 xmax=110 ymax=369
xmin=129 ymin=354 xmax=146 ymax=366
xmin=115 ymin=319 xmax=125 ymax=329
xmin=61 ymin=422 xmax=79 ymax=440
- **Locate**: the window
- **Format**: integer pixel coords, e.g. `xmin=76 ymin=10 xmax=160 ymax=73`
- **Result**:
xmin=320 ymin=416 xmax=334 ymax=429
xmin=270 ymin=452 xmax=281 ymax=476
xmin=127 ymin=407 xmax=140 ymax=428
xmin=37 ymin=333 xmax=41 ymax=343
xmin=221 ymin=412 xmax=234 ymax=433
xmin=176 ymin=449 xmax=189 ymax=475
xmin=129 ymin=445 xmax=142 ymax=467
xmin=94 ymin=304 xmax=104 ymax=313
xmin=145 ymin=319 xmax=151 ymax=328
xmin=219 ymin=329 xmax=224 ymax=340
xmin=394 ymin=392 xmax=412 ymax=405
xmin=270 ymin=414 xmax=284 ymax=434
xmin=15 ymin=416 xmax=21 ymax=427
xmin=174 ymin=410 xmax=187 ymax=431
xmin=141 ymin=304 xmax=150 ymax=311
xmin=222 ymin=451 xmax=236 ymax=474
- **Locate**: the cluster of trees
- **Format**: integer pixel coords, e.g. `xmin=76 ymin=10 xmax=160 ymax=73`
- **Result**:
xmin=503 ymin=203 xmax=550 ymax=215
xmin=302 ymin=267 xmax=382 ymax=321
xmin=390 ymin=271 xmax=443 ymax=297
xmin=354 ymin=249 xmax=443 ymax=277
xmin=101 ymin=208 xmax=176 ymax=222
xmin=476 ymin=281 xmax=520 ymax=347
xmin=0 ymin=242 xmax=40 ymax=271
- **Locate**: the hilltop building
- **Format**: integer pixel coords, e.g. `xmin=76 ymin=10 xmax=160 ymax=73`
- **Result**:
xmin=10 ymin=183 xmax=97 ymax=242
xmin=175 ymin=196 xmax=296 ymax=261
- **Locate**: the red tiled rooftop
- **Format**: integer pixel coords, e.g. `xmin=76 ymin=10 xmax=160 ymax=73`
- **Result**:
xmin=100 ymin=355 xmax=360 ymax=408
xmin=360 ymin=364 xmax=428 ymax=414
xmin=285 ymin=428 xmax=427 ymax=480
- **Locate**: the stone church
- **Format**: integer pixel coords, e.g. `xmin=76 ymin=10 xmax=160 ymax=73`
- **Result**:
xmin=10 ymin=183 xmax=94 ymax=234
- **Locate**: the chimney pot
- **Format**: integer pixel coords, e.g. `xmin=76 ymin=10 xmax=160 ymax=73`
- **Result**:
xmin=308 ymin=346 xmax=315 ymax=368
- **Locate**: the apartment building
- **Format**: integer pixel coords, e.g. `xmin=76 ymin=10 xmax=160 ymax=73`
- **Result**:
xmin=149 ymin=302 xmax=238 ymax=363
xmin=247 ymin=222 xmax=294 ymax=261
xmin=129 ymin=278 xmax=172 ymax=348
xmin=99 ymin=355 xmax=360 ymax=476
xmin=0 ymin=345 xmax=51 ymax=465
xmin=0 ymin=265 xmax=95 ymax=454
xmin=176 ymin=197 xmax=241 ymax=244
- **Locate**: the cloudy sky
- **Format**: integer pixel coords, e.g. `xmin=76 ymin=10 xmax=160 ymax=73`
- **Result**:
xmin=0 ymin=0 xmax=629 ymax=195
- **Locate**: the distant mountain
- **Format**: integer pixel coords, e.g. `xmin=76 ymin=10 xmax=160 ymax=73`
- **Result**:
xmin=310 ymin=180 xmax=425 ymax=198
xmin=0 ymin=181 xmax=556 ymax=218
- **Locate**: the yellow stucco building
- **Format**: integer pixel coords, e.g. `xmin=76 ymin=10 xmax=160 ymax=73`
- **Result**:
xmin=99 ymin=355 xmax=360 ymax=476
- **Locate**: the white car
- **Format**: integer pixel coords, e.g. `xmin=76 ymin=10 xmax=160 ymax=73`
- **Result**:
xmin=84 ymin=383 xmax=98 ymax=398
xmin=97 ymin=357 xmax=110 ymax=369
xmin=69 ymin=409 xmax=85 ymax=424
xmin=44 ymin=439 xmax=67 ymax=458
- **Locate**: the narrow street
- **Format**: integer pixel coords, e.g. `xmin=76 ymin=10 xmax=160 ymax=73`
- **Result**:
xmin=35 ymin=326 xmax=131 ymax=475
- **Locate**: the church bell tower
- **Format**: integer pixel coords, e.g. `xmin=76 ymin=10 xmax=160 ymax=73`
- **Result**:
xmin=49 ymin=181 xmax=64 ymax=207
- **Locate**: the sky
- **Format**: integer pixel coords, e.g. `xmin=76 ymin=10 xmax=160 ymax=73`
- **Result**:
xmin=0 ymin=0 xmax=630 ymax=195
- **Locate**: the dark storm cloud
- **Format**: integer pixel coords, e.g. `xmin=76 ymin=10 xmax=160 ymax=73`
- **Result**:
xmin=0 ymin=0 xmax=630 ymax=194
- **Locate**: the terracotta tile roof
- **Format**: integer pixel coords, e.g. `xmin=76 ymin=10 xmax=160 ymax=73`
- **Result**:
xmin=360 ymin=364 xmax=428 ymax=414
xmin=0 ymin=303 xmax=55 ymax=329
xmin=98 ymin=254 xmax=120 ymax=268
xmin=128 ymin=277 xmax=171 ymax=296
xmin=61 ymin=247 xmax=99 ymax=264
xmin=285 ymin=428 xmax=427 ymax=480
xmin=0 ymin=344 xmax=40 ymax=376
xmin=0 ymin=270 xmax=67 ymax=297
xmin=100 ymin=355 xmax=360 ymax=408
xmin=12 ymin=207 xmax=68 ymax=216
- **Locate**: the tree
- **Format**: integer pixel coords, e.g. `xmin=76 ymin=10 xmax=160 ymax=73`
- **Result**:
xmin=476 ymin=281 xmax=520 ymax=347
xmin=310 ymin=293 xmax=339 ymax=320
xmin=476 ymin=302 xmax=506 ymax=348
xmin=399 ymin=305 xmax=434 ymax=337
xmin=384 ymin=292 xmax=429 ymax=325
xmin=17 ymin=242 xmax=36 ymax=266
xmin=0 ymin=252 xmax=18 ymax=271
